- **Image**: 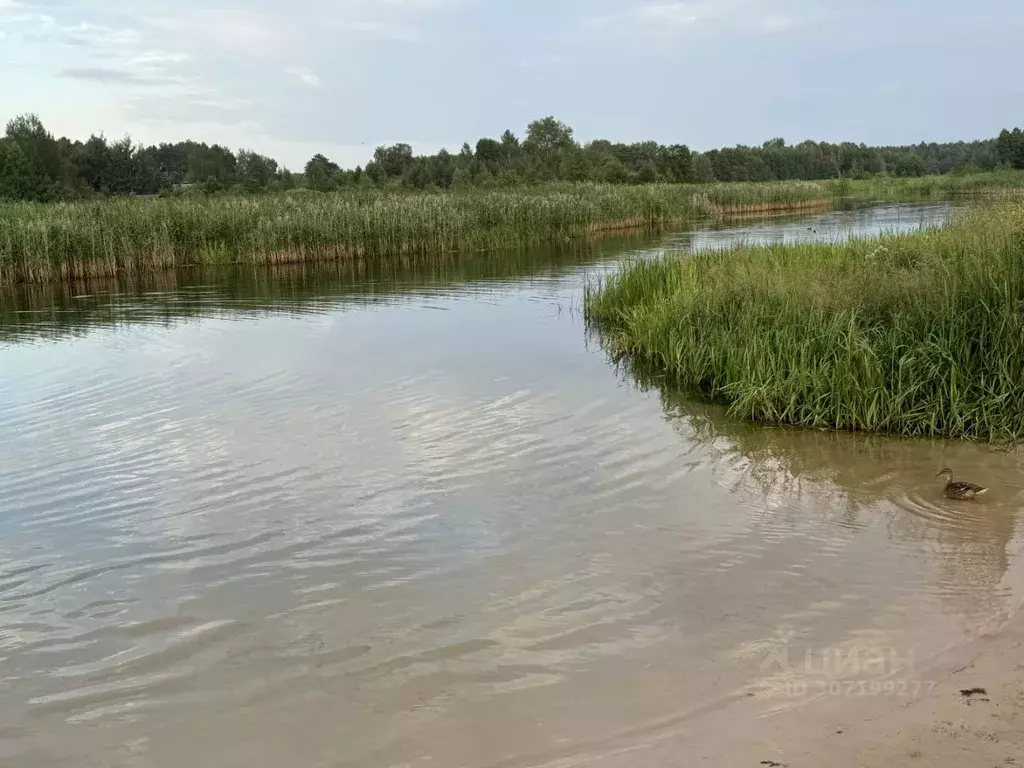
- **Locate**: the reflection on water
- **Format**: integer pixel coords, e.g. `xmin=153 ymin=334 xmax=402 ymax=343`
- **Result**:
xmin=675 ymin=199 xmax=954 ymax=251
xmin=1 ymin=201 xmax=1021 ymax=768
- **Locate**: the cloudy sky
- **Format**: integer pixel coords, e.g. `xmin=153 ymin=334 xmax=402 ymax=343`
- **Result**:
xmin=1 ymin=0 xmax=1021 ymax=169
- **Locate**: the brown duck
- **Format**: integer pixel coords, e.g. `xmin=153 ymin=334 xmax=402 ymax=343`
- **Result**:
xmin=936 ymin=468 xmax=988 ymax=500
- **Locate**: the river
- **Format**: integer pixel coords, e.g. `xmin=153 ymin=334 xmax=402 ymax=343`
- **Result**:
xmin=2 ymin=201 xmax=1023 ymax=767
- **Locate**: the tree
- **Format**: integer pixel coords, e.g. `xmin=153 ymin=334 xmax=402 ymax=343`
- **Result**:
xmin=499 ymin=130 xmax=520 ymax=164
xmin=523 ymin=116 xmax=576 ymax=156
xmin=402 ymin=158 xmax=432 ymax=189
xmin=450 ymin=166 xmax=472 ymax=189
xmin=4 ymin=113 xmax=72 ymax=200
xmin=559 ymin=148 xmax=591 ymax=182
xmin=475 ymin=138 xmax=502 ymax=171
xmin=997 ymin=128 xmax=1024 ymax=169
xmin=0 ymin=109 xmax=1017 ymax=200
xmin=73 ymin=134 xmax=112 ymax=193
xmin=186 ymin=143 xmax=237 ymax=185
xmin=304 ymin=153 xmax=340 ymax=191
xmin=94 ymin=136 xmax=160 ymax=195
xmin=637 ymin=160 xmax=659 ymax=183
xmin=236 ymin=150 xmax=278 ymax=190
xmin=660 ymin=144 xmax=693 ymax=182
xmin=0 ymin=138 xmax=32 ymax=199
xmin=372 ymin=143 xmax=414 ymax=180
xmin=426 ymin=148 xmax=456 ymax=188
xmin=596 ymin=155 xmax=629 ymax=184
xmin=892 ymin=152 xmax=925 ymax=177
xmin=691 ymin=153 xmax=715 ymax=182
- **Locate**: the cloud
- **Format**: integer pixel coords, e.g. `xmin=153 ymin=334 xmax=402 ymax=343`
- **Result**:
xmin=148 ymin=9 xmax=282 ymax=55
xmin=285 ymin=66 xmax=321 ymax=87
xmin=349 ymin=19 xmax=419 ymax=41
xmin=60 ymin=66 xmax=159 ymax=85
xmin=131 ymin=50 xmax=190 ymax=67
xmin=1 ymin=11 xmax=55 ymax=28
xmin=580 ymin=0 xmax=803 ymax=41
xmin=582 ymin=1 xmax=723 ymax=35
xmin=61 ymin=21 xmax=140 ymax=49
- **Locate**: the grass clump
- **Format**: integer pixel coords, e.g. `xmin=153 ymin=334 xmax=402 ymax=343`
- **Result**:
xmin=585 ymin=202 xmax=1024 ymax=441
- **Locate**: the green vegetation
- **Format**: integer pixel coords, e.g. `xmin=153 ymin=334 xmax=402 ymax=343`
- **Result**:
xmin=3 ymin=111 xmax=1024 ymax=202
xmin=6 ymin=173 xmax=1024 ymax=286
xmin=585 ymin=203 xmax=1024 ymax=442
xmin=0 ymin=182 xmax=836 ymax=285
xmin=832 ymin=169 xmax=1024 ymax=200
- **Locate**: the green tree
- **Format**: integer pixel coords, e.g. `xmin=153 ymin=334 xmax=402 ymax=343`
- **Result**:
xmin=499 ymin=130 xmax=520 ymax=163
xmin=997 ymin=128 xmax=1024 ymax=169
xmin=691 ymin=153 xmax=715 ymax=182
xmin=475 ymin=138 xmax=502 ymax=171
xmin=660 ymin=144 xmax=693 ymax=182
xmin=523 ymin=117 xmax=576 ymax=156
xmin=450 ymin=165 xmax=472 ymax=189
xmin=4 ymin=113 xmax=72 ymax=200
xmin=236 ymin=150 xmax=278 ymax=190
xmin=892 ymin=152 xmax=925 ymax=177
xmin=186 ymin=143 xmax=237 ymax=186
xmin=372 ymin=143 xmax=414 ymax=180
xmin=304 ymin=153 xmax=340 ymax=191
xmin=73 ymin=134 xmax=111 ymax=193
xmin=559 ymin=148 xmax=591 ymax=182
xmin=426 ymin=149 xmax=456 ymax=188
xmin=596 ymin=155 xmax=629 ymax=184
xmin=0 ymin=137 xmax=32 ymax=199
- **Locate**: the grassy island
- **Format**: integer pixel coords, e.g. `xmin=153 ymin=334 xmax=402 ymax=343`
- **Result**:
xmin=585 ymin=202 xmax=1024 ymax=441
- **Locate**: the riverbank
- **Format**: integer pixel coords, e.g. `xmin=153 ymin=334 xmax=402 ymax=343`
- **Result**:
xmin=585 ymin=202 xmax=1024 ymax=441
xmin=3 ymin=174 xmax=1023 ymax=287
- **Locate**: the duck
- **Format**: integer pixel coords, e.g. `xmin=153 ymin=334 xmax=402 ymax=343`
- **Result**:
xmin=936 ymin=468 xmax=988 ymax=500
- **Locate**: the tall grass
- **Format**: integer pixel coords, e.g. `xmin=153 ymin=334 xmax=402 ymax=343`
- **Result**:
xmin=831 ymin=169 xmax=1024 ymax=200
xmin=0 ymin=183 xmax=833 ymax=285
xmin=3 ymin=174 xmax=1024 ymax=286
xmin=585 ymin=202 xmax=1024 ymax=441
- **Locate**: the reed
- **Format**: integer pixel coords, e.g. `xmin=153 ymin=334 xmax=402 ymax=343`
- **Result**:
xmin=0 ymin=183 xmax=832 ymax=286
xmin=3 ymin=174 xmax=1023 ymax=286
xmin=830 ymin=170 xmax=1024 ymax=200
xmin=585 ymin=202 xmax=1024 ymax=441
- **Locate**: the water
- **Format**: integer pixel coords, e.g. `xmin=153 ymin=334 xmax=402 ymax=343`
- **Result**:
xmin=2 ymin=202 xmax=1022 ymax=767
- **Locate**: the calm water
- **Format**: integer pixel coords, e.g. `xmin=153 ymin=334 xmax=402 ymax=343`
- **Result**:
xmin=2 ymin=202 xmax=1023 ymax=767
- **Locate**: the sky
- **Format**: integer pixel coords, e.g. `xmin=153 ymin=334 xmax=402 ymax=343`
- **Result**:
xmin=1 ymin=0 xmax=1022 ymax=170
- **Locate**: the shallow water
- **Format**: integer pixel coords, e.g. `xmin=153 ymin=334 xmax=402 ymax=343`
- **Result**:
xmin=2 ymin=201 xmax=1022 ymax=767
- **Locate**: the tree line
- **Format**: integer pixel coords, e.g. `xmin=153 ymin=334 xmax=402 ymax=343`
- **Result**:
xmin=1 ymin=112 xmax=1021 ymax=202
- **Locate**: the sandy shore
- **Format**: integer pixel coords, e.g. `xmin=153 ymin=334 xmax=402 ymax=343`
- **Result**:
xmin=705 ymin=614 xmax=1024 ymax=767
xmin=796 ymin=618 xmax=1024 ymax=767
xmin=562 ymin=611 xmax=1024 ymax=768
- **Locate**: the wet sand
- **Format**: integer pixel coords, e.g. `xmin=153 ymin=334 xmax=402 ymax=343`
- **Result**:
xmin=660 ymin=609 xmax=1024 ymax=767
